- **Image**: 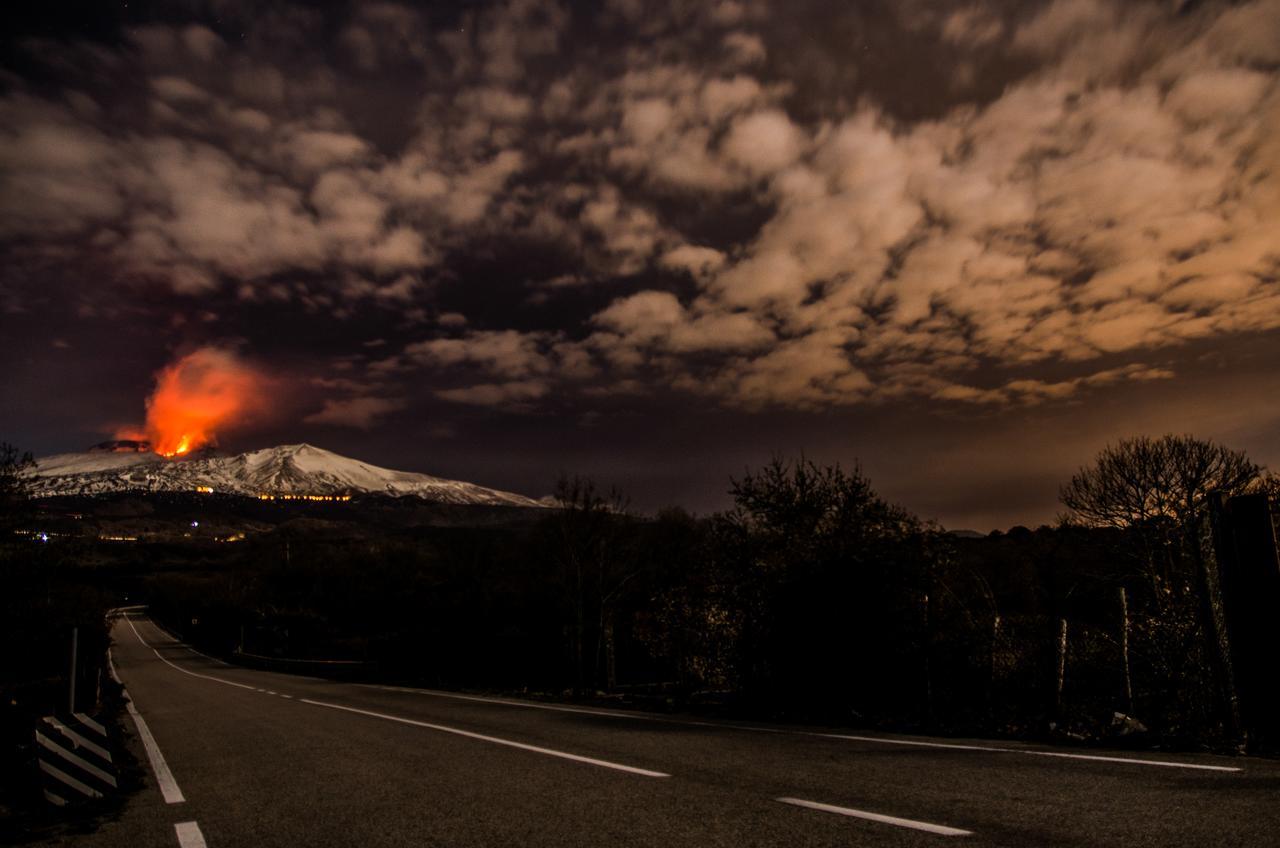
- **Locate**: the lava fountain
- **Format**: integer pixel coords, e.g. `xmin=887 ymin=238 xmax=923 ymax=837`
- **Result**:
xmin=124 ymin=346 xmax=265 ymax=457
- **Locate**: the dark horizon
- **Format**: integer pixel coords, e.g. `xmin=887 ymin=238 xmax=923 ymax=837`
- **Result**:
xmin=3 ymin=0 xmax=1278 ymax=533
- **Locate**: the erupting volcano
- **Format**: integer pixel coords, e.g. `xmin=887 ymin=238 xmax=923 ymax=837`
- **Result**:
xmin=38 ymin=345 xmax=547 ymax=506
xmin=117 ymin=346 xmax=265 ymax=457
xmin=26 ymin=443 xmax=547 ymax=507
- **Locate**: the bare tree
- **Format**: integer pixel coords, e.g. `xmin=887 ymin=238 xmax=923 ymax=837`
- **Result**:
xmin=1060 ymin=435 xmax=1259 ymax=531
xmin=1060 ymin=434 xmax=1260 ymax=740
xmin=550 ymin=475 xmax=635 ymax=693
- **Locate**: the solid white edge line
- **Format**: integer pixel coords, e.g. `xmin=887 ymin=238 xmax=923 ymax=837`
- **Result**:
xmin=367 ymin=685 xmax=1241 ymax=773
xmin=807 ymin=732 xmax=996 ymax=752
xmin=125 ymin=615 xmax=259 ymax=692
xmin=125 ymin=615 xmax=667 ymax=778
xmin=123 ymin=614 xmax=1242 ymax=776
xmin=125 ymin=701 xmax=185 ymax=804
xmin=777 ymin=797 xmax=973 ymax=837
xmin=298 ymin=697 xmax=670 ymax=778
xmin=174 ymin=821 xmax=208 ymax=848
xmin=1022 ymin=750 xmax=1242 ymax=772
xmin=365 ymin=684 xmax=790 ymax=734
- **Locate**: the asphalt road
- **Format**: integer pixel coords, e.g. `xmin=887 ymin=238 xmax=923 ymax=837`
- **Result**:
xmin=48 ymin=611 xmax=1280 ymax=847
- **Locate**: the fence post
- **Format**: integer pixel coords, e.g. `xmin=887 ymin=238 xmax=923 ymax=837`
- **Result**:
xmin=1055 ymin=618 xmax=1068 ymax=717
xmin=1120 ymin=587 xmax=1133 ymax=714
xmin=68 ymin=627 xmax=78 ymax=714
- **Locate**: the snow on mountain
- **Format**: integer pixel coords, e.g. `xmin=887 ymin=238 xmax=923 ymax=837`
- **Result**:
xmin=26 ymin=443 xmax=546 ymax=508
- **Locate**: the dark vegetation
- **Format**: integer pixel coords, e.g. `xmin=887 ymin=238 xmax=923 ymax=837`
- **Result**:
xmin=3 ymin=433 xmax=1279 ymax=826
xmin=0 ymin=444 xmax=140 ymax=837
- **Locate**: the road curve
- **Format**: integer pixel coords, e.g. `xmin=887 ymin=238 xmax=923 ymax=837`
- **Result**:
xmin=52 ymin=612 xmax=1280 ymax=847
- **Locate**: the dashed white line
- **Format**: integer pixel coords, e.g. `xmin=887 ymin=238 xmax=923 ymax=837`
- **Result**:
xmin=123 ymin=613 xmax=1242 ymax=775
xmin=126 ymin=700 xmax=185 ymax=804
xmin=124 ymin=614 xmax=667 ymax=777
xmin=174 ymin=820 xmax=208 ymax=848
xmin=299 ymin=697 xmax=671 ymax=778
xmin=777 ymin=797 xmax=973 ymax=837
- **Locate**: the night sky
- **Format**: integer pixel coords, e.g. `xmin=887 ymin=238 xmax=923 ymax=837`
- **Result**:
xmin=2 ymin=0 xmax=1279 ymax=530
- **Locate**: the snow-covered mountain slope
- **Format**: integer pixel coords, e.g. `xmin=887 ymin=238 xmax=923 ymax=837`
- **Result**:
xmin=26 ymin=443 xmax=546 ymax=508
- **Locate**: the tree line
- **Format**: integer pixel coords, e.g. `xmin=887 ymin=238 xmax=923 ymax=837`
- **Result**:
xmin=3 ymin=434 xmax=1277 ymax=757
xmin=133 ymin=434 xmax=1278 ymax=750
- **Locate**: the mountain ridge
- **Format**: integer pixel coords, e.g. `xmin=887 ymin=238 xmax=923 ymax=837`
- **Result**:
xmin=26 ymin=442 xmax=547 ymax=508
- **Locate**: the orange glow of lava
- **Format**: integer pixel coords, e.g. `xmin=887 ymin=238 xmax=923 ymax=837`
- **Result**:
xmin=140 ymin=347 xmax=264 ymax=457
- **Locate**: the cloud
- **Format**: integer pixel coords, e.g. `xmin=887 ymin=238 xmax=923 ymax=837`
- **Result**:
xmin=723 ymin=32 xmax=766 ymax=65
xmin=151 ymin=76 xmax=211 ymax=104
xmin=0 ymin=97 xmax=127 ymax=237
xmin=402 ymin=330 xmax=555 ymax=378
xmin=593 ymin=290 xmax=773 ymax=357
xmin=4 ymin=0 xmax=1280 ymax=418
xmin=303 ymin=396 xmax=406 ymax=428
xmin=437 ymin=380 xmax=548 ymax=406
xmin=721 ymin=109 xmax=805 ymax=176
xmin=932 ymin=363 xmax=1177 ymax=407
xmin=282 ymin=130 xmax=371 ymax=172
xmin=940 ymin=7 xmax=1004 ymax=47
xmin=660 ymin=245 xmax=727 ymax=278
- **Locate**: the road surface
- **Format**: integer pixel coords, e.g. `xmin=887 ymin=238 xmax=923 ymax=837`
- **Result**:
xmin=53 ymin=611 xmax=1280 ymax=847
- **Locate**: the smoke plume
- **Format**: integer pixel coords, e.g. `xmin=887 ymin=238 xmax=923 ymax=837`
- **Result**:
xmin=131 ymin=346 xmax=265 ymax=456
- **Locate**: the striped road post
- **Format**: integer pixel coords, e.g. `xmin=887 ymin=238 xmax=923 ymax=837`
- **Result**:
xmin=35 ymin=713 xmax=119 ymax=806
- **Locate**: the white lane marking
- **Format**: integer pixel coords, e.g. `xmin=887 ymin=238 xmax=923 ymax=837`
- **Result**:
xmin=1021 ymin=750 xmax=1241 ymax=772
xmin=366 ymin=684 xmax=788 ymax=733
xmin=127 ymin=615 xmax=665 ymax=778
xmin=125 ymin=701 xmax=185 ymax=803
xmin=146 ymin=620 xmax=232 ymax=667
xmin=810 ymin=733 xmax=993 ymax=752
xmin=125 ymin=616 xmax=259 ymax=692
xmin=107 ymin=649 xmax=123 ymax=684
xmin=367 ymin=685 xmax=1240 ymax=773
xmin=125 ymin=615 xmax=1242 ymax=776
xmin=777 ymin=797 xmax=973 ymax=837
xmin=174 ymin=821 xmax=208 ymax=848
xmin=299 ymin=698 xmax=670 ymax=778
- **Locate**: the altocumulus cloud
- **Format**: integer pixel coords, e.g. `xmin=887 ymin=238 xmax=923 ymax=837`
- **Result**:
xmin=2 ymin=0 xmax=1278 ymax=414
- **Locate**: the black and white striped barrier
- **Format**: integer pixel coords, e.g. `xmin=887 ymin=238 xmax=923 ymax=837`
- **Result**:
xmin=35 ymin=713 xmax=119 ymax=806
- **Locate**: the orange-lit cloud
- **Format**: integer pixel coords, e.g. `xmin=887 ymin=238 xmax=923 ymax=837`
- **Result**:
xmin=132 ymin=347 xmax=265 ymax=456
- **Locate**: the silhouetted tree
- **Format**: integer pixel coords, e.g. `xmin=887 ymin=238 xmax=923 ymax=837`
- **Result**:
xmin=720 ymin=457 xmax=936 ymax=718
xmin=548 ymin=476 xmax=636 ymax=692
xmin=1060 ymin=434 xmax=1261 ymax=740
xmin=1060 ymin=434 xmax=1259 ymax=531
